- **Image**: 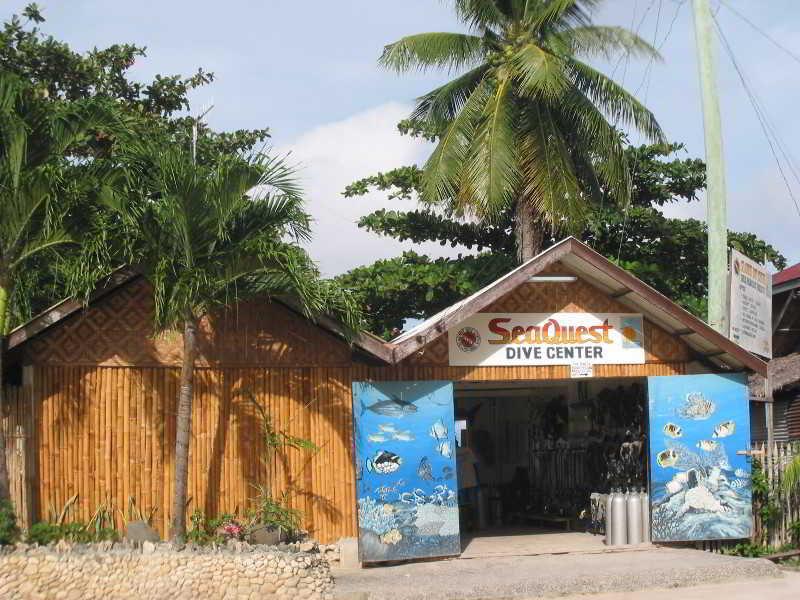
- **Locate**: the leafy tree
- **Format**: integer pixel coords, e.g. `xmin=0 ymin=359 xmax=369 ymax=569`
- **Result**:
xmin=381 ymin=0 xmax=664 ymax=260
xmin=105 ymin=145 xmax=361 ymax=540
xmin=0 ymin=4 xmax=273 ymax=326
xmin=339 ymin=141 xmax=786 ymax=339
xmin=0 ymin=69 xmax=119 ymax=502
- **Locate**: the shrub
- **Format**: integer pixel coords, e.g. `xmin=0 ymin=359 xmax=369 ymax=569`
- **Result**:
xmin=0 ymin=500 xmax=20 ymax=545
xmin=248 ymin=484 xmax=301 ymax=535
xmin=26 ymin=521 xmax=118 ymax=545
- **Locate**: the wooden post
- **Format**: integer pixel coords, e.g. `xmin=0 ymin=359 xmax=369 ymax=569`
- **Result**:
xmin=765 ymin=367 xmax=775 ymax=448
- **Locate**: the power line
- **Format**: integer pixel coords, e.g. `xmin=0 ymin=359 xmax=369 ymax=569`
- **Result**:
xmin=712 ymin=13 xmax=800 ymax=220
xmin=718 ymin=0 xmax=800 ymax=67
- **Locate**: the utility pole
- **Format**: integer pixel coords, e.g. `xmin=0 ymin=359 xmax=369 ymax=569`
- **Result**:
xmin=692 ymin=0 xmax=728 ymax=335
xmin=191 ymin=103 xmax=214 ymax=165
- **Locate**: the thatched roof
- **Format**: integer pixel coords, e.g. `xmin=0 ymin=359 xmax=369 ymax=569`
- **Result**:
xmin=750 ymin=351 xmax=800 ymax=399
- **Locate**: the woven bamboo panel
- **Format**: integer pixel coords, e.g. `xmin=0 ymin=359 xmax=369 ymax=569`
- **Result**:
xmin=23 ymin=278 xmax=352 ymax=368
xmin=1 ymin=385 xmax=35 ymax=528
xmin=404 ymin=276 xmax=690 ymax=367
xmin=24 ymin=365 xmax=358 ymax=543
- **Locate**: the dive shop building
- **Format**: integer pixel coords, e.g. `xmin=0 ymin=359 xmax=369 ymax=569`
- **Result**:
xmin=2 ymin=237 xmax=767 ymax=562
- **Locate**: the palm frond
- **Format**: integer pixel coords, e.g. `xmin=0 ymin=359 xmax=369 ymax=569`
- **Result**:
xmin=460 ymin=75 xmax=519 ymax=219
xmin=454 ymin=0 xmax=507 ymax=29
xmin=379 ymin=33 xmax=486 ymax=74
xmin=411 ymin=64 xmax=490 ymax=128
xmin=566 ymin=58 xmax=665 ymax=143
xmin=421 ymin=78 xmax=492 ymax=205
xmin=551 ymin=26 xmax=662 ymax=61
xmin=518 ymin=103 xmax=588 ymax=228
xmin=512 ymin=44 xmax=569 ymax=100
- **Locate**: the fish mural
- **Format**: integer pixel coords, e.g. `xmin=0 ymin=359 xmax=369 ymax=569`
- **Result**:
xmin=649 ymin=374 xmax=752 ymax=543
xmin=352 ymin=381 xmax=460 ymax=562
xmin=366 ymin=450 xmax=402 ymax=475
xmin=677 ymin=392 xmax=716 ymax=420
xmin=712 ymin=420 xmax=736 ymax=438
xmin=360 ymin=396 xmax=418 ymax=418
xmin=657 ymin=448 xmax=679 ymax=468
xmin=696 ymin=440 xmax=719 ymax=452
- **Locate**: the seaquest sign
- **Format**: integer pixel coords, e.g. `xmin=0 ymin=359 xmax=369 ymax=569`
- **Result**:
xmin=448 ymin=313 xmax=645 ymax=367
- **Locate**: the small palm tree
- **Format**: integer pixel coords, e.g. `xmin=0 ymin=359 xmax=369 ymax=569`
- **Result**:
xmin=0 ymin=70 xmax=114 ymax=505
xmin=381 ymin=0 xmax=666 ymax=261
xmin=106 ymin=144 xmax=361 ymax=541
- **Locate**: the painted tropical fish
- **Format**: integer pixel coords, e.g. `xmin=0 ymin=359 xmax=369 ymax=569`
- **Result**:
xmin=367 ymin=433 xmax=387 ymax=443
xmin=360 ymin=396 xmax=417 ymax=418
xmin=436 ymin=440 xmax=452 ymax=459
xmin=656 ymin=448 xmax=679 ymax=468
xmin=366 ymin=450 xmax=402 ymax=475
xmin=696 ymin=439 xmax=719 ymax=452
xmin=663 ymin=423 xmax=683 ymax=438
xmin=677 ymin=392 xmax=716 ymax=420
xmin=391 ymin=430 xmax=414 ymax=442
xmin=417 ymin=457 xmax=434 ymax=481
xmin=378 ymin=424 xmax=398 ymax=433
xmin=712 ymin=420 xmax=736 ymax=438
xmin=429 ymin=419 xmax=448 ymax=440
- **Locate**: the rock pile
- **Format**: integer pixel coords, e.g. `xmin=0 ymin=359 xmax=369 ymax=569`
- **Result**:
xmin=0 ymin=540 xmax=334 ymax=599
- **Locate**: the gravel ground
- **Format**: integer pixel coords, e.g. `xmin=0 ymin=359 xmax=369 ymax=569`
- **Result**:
xmin=332 ymin=547 xmax=781 ymax=600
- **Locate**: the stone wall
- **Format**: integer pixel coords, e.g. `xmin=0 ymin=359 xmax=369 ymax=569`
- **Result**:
xmin=0 ymin=542 xmax=334 ymax=599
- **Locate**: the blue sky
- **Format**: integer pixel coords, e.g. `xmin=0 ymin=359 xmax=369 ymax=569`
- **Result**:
xmin=10 ymin=1 xmax=799 ymax=274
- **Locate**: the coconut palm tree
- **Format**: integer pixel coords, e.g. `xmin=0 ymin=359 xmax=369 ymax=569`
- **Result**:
xmin=106 ymin=144 xmax=361 ymax=541
xmin=0 ymin=70 xmax=116 ymax=506
xmin=381 ymin=0 xmax=666 ymax=261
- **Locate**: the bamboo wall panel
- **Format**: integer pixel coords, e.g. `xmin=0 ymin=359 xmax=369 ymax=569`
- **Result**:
xmin=26 ymin=365 xmax=358 ymax=543
xmin=2 ymin=385 xmax=35 ymax=528
xmin=23 ymin=278 xmax=352 ymax=368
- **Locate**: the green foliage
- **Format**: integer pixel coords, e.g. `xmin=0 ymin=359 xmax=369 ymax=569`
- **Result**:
xmin=339 ymin=141 xmax=786 ymax=336
xmin=247 ymin=484 xmax=302 ymax=535
xmin=0 ymin=5 xmax=275 ymax=327
xmin=187 ymin=510 xmax=247 ymax=545
xmin=752 ymin=459 xmax=781 ymax=546
xmin=722 ymin=541 xmax=773 ymax=557
xmin=381 ymin=0 xmax=665 ymax=241
xmin=26 ymin=521 xmax=118 ymax=545
xmin=789 ymin=520 xmax=800 ymax=547
xmin=0 ymin=500 xmax=19 ymax=545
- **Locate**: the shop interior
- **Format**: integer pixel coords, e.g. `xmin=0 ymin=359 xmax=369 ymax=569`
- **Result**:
xmin=454 ymin=379 xmax=648 ymax=555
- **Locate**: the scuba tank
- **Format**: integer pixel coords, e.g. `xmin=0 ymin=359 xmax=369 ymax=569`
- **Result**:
xmin=610 ymin=490 xmax=628 ymax=545
xmin=605 ymin=491 xmax=614 ymax=545
xmin=626 ymin=487 xmax=642 ymax=545
xmin=640 ymin=488 xmax=650 ymax=543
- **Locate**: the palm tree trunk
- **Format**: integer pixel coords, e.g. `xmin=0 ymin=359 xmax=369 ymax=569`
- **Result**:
xmin=0 ymin=281 xmax=12 ymax=504
xmin=170 ymin=314 xmax=198 ymax=541
xmin=514 ymin=201 xmax=544 ymax=263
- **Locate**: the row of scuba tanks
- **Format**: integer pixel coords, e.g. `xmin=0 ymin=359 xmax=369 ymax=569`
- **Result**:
xmin=605 ymin=488 xmax=650 ymax=545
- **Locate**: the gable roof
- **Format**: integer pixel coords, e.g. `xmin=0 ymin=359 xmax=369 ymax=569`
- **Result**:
xmin=390 ymin=237 xmax=767 ymax=375
xmin=6 ymin=238 xmax=767 ymax=375
xmin=7 ymin=267 xmax=394 ymax=364
xmin=774 ymin=262 xmax=800 ymax=293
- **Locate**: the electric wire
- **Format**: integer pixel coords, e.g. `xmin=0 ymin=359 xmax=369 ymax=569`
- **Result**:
xmin=712 ymin=14 xmax=800 ymax=220
xmin=718 ymin=0 xmax=800 ymax=67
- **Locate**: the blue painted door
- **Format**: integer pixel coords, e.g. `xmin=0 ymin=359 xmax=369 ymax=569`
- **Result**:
xmin=647 ymin=374 xmax=753 ymax=542
xmin=352 ymin=380 xmax=460 ymax=563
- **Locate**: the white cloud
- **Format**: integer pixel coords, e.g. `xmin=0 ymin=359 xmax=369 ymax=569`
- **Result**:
xmin=277 ymin=102 xmax=466 ymax=277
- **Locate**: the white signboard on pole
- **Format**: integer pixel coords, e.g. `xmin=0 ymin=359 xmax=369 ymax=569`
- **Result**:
xmin=729 ymin=249 xmax=772 ymax=358
xmin=448 ymin=313 xmax=646 ymax=367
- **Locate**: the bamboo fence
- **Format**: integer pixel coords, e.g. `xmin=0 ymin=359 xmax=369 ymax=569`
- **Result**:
xmin=754 ymin=440 xmax=800 ymax=548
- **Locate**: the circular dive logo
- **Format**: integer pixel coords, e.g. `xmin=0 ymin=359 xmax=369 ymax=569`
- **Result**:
xmin=456 ymin=326 xmax=481 ymax=352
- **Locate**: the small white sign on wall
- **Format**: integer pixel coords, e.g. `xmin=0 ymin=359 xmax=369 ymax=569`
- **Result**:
xmin=570 ymin=361 xmax=594 ymax=378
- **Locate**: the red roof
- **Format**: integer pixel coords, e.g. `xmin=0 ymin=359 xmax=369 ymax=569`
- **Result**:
xmin=774 ymin=262 xmax=800 ymax=287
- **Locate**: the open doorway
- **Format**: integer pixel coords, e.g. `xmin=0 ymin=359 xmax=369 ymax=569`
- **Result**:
xmin=455 ymin=378 xmax=648 ymax=556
